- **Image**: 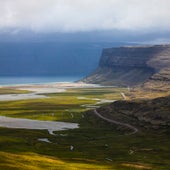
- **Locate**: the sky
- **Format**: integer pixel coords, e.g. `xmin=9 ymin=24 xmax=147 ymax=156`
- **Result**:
xmin=0 ymin=0 xmax=170 ymax=34
xmin=0 ymin=0 xmax=170 ymax=76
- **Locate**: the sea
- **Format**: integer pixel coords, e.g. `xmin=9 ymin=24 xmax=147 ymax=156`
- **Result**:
xmin=0 ymin=76 xmax=83 ymax=86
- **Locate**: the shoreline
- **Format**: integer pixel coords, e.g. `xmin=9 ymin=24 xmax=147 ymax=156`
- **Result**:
xmin=0 ymin=75 xmax=84 ymax=87
xmin=0 ymin=82 xmax=101 ymax=88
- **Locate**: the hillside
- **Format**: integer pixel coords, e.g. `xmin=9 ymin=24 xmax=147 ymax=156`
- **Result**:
xmin=81 ymin=44 xmax=170 ymax=87
xmin=82 ymin=44 xmax=170 ymax=132
xmin=90 ymin=96 xmax=170 ymax=131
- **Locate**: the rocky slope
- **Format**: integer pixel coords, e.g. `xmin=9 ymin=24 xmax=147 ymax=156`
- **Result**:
xmin=91 ymin=96 xmax=170 ymax=131
xmin=82 ymin=44 xmax=170 ymax=131
xmin=81 ymin=44 xmax=170 ymax=87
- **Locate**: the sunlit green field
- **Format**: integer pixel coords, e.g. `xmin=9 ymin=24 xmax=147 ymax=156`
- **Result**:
xmin=0 ymin=87 xmax=31 ymax=94
xmin=0 ymin=87 xmax=169 ymax=170
xmin=0 ymin=87 xmax=126 ymax=121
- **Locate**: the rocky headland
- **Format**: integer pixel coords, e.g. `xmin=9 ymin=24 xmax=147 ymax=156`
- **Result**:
xmin=81 ymin=44 xmax=170 ymax=88
xmin=82 ymin=44 xmax=170 ymax=131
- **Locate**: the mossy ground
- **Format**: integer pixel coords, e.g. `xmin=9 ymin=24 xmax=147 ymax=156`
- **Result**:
xmin=0 ymin=87 xmax=169 ymax=170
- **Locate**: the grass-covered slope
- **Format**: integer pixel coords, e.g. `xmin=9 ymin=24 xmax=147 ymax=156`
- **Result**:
xmin=0 ymin=110 xmax=169 ymax=170
xmin=94 ymin=96 xmax=170 ymax=130
xmin=0 ymin=86 xmax=169 ymax=170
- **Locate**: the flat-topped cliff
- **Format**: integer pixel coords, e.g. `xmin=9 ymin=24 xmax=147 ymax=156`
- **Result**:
xmin=83 ymin=45 xmax=170 ymax=132
xmin=81 ymin=44 xmax=170 ymax=86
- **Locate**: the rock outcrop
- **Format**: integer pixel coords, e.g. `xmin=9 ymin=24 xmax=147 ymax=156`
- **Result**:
xmin=81 ymin=44 xmax=170 ymax=86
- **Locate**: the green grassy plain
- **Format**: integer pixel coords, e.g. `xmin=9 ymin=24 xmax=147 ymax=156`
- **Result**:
xmin=0 ymin=87 xmax=31 ymax=94
xmin=0 ymin=87 xmax=126 ymax=121
xmin=0 ymin=87 xmax=169 ymax=170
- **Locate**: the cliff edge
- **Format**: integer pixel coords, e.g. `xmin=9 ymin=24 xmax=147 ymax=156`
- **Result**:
xmin=81 ymin=44 xmax=170 ymax=86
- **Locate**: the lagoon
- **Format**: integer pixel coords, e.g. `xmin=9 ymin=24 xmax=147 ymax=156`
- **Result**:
xmin=0 ymin=116 xmax=79 ymax=135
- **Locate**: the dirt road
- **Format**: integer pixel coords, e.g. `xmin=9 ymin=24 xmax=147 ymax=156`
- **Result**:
xmin=94 ymin=109 xmax=138 ymax=135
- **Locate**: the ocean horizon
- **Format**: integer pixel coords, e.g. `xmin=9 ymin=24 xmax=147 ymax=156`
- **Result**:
xmin=0 ymin=76 xmax=83 ymax=86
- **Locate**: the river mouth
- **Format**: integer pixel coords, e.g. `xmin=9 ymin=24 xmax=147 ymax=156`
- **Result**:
xmin=0 ymin=116 xmax=79 ymax=135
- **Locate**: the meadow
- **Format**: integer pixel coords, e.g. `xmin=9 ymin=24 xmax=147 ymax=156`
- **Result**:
xmin=0 ymin=87 xmax=169 ymax=170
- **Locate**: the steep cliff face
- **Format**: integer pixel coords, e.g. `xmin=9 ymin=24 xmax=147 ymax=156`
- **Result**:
xmin=82 ymin=45 xmax=170 ymax=86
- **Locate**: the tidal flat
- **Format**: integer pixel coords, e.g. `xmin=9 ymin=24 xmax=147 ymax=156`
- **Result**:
xmin=0 ymin=83 xmax=169 ymax=170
